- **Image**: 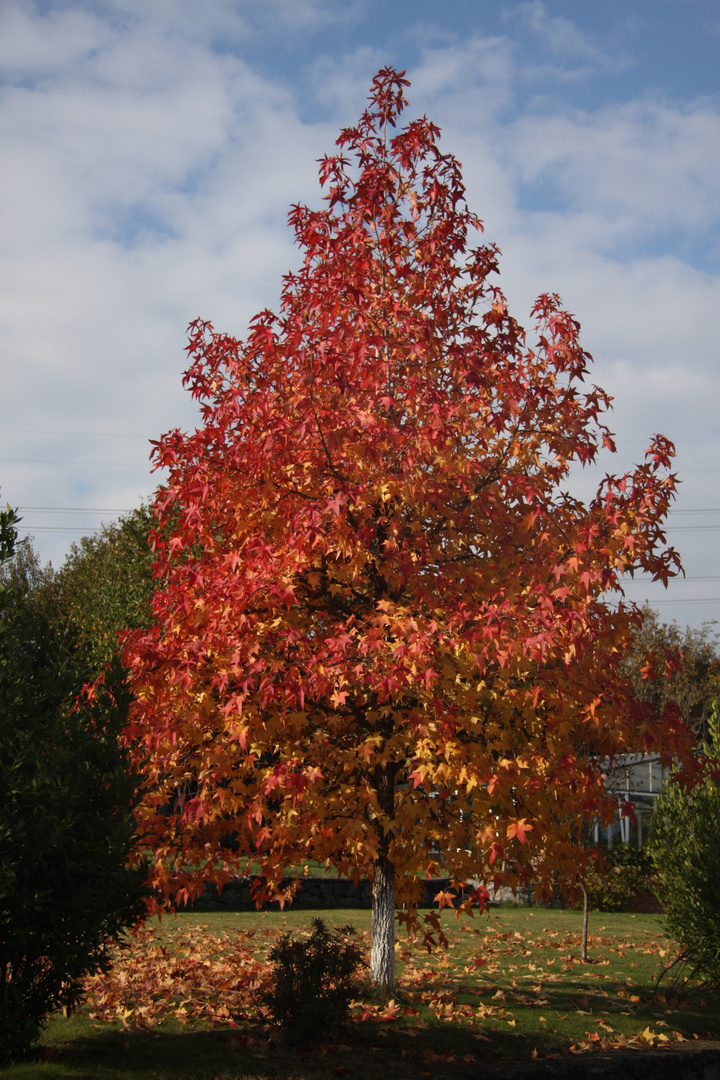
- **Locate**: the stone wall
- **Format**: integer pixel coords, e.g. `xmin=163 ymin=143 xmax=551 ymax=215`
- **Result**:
xmin=186 ymin=875 xmax=462 ymax=911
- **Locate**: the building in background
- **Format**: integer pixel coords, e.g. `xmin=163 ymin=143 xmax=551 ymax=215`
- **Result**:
xmin=594 ymin=755 xmax=670 ymax=849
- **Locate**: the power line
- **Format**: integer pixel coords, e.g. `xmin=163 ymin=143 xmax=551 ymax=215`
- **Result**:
xmin=648 ymin=598 xmax=720 ymax=605
xmin=1 ymin=459 xmax=150 ymax=467
xmin=15 ymin=518 xmax=720 ymax=537
xmin=6 ymin=461 xmax=718 ymax=476
xmin=0 ymin=429 xmax=152 ymax=438
xmin=17 ymin=526 xmax=104 ymax=533
xmin=6 ymin=430 xmax=718 ymax=444
xmin=17 ymin=506 xmax=133 ymax=513
xmin=4 ymin=429 xmax=717 ymax=442
xmin=622 ymin=577 xmax=720 ymax=583
xmin=13 ymin=504 xmax=720 ymax=515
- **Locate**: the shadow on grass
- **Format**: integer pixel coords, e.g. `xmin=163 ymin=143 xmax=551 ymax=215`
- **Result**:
xmin=6 ymin=1014 xmax=720 ymax=1080
xmin=3 ymin=1017 xmax=573 ymax=1080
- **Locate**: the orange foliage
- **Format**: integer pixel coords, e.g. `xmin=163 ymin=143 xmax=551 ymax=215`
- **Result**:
xmin=123 ymin=69 xmax=693 ymax=968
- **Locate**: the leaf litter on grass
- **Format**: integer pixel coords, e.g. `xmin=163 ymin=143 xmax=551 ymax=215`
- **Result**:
xmin=83 ymin=923 xmax=273 ymax=1029
xmin=79 ymin=910 xmax=715 ymax=1065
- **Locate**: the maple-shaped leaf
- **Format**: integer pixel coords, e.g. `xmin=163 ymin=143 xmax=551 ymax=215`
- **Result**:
xmin=507 ymin=819 xmax=533 ymax=843
xmin=433 ymin=889 xmax=457 ymax=912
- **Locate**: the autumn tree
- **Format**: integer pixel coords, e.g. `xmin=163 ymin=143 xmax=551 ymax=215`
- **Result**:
xmin=623 ymin=607 xmax=719 ymax=743
xmin=125 ymin=69 xmax=692 ymax=992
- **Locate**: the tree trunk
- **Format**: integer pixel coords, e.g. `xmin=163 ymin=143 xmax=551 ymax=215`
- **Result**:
xmin=370 ymin=765 xmax=396 ymax=993
xmin=580 ymin=882 xmax=590 ymax=963
xmin=371 ymin=852 xmax=395 ymax=992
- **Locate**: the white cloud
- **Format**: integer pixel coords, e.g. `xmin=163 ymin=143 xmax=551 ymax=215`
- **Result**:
xmin=508 ymin=1 xmax=621 ymax=69
xmin=0 ymin=2 xmax=718 ymax=627
xmin=506 ymin=101 xmax=720 ymax=237
xmin=0 ymin=2 xmax=112 ymax=73
xmin=0 ymin=1 xmax=339 ymax=561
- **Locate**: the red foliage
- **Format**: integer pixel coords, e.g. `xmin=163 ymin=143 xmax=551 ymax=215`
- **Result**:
xmin=123 ymin=69 xmax=693 ymax=978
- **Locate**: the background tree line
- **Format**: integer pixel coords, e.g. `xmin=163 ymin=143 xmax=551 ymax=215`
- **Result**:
xmin=622 ymin=607 xmax=719 ymax=743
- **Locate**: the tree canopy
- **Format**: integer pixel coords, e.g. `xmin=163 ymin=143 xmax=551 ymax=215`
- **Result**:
xmin=124 ymin=69 xmax=693 ymax=990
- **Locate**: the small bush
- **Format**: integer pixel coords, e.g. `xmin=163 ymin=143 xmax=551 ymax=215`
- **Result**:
xmin=581 ymin=844 xmax=660 ymax=913
xmin=259 ymin=918 xmax=364 ymax=1043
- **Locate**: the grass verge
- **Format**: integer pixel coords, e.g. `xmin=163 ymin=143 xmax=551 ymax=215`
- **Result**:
xmin=4 ymin=906 xmax=719 ymax=1079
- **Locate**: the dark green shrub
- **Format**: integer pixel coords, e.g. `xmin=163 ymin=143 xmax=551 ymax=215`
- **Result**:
xmin=649 ymin=704 xmax=720 ymax=996
xmin=582 ymin=844 xmax=659 ymax=912
xmin=259 ymin=918 xmax=364 ymax=1042
xmin=0 ymin=511 xmax=148 ymax=1062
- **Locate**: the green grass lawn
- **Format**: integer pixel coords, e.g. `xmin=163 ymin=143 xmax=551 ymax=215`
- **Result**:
xmin=5 ymin=906 xmax=720 ymax=1079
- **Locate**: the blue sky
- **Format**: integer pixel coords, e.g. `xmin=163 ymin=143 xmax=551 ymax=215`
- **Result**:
xmin=0 ymin=0 xmax=718 ymax=628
